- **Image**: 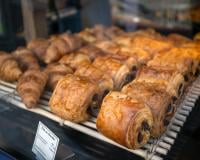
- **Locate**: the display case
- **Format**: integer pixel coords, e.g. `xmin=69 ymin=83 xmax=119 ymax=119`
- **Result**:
xmin=0 ymin=1 xmax=200 ymax=160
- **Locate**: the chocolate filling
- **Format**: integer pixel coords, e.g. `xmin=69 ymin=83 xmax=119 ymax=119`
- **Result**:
xmin=125 ymin=73 xmax=134 ymax=82
xmin=122 ymin=73 xmax=136 ymax=87
xmin=102 ymin=89 xmax=109 ymax=98
xmin=132 ymin=66 xmax=137 ymax=71
xmin=87 ymin=94 xmax=100 ymax=117
xmin=164 ymin=103 xmax=176 ymax=125
xmin=184 ymin=75 xmax=189 ymax=81
xmin=178 ymin=84 xmax=183 ymax=96
xmin=172 ymin=96 xmax=177 ymax=103
xmin=166 ymin=104 xmax=173 ymax=113
xmin=142 ymin=121 xmax=150 ymax=131
xmin=195 ymin=69 xmax=199 ymax=77
xmin=92 ymin=94 xmax=99 ymax=102
xmin=137 ymin=121 xmax=150 ymax=144
xmin=163 ymin=118 xmax=170 ymax=126
xmin=138 ymin=132 xmax=143 ymax=144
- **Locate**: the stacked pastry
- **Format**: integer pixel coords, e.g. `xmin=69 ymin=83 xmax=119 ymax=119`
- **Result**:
xmin=0 ymin=25 xmax=199 ymax=150
xmin=50 ymin=27 xmax=196 ymax=125
xmin=50 ymin=27 xmax=171 ymax=122
xmin=96 ymin=34 xmax=200 ymax=149
xmin=0 ymin=32 xmax=85 ymax=108
xmin=27 ymin=33 xmax=84 ymax=64
xmin=12 ymin=47 xmax=48 ymax=108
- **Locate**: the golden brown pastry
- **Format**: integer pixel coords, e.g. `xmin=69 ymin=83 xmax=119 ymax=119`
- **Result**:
xmin=100 ymin=38 xmax=156 ymax=66
xmin=113 ymin=28 xmax=163 ymax=44
xmin=122 ymin=82 xmax=174 ymax=137
xmin=78 ymin=44 xmax=107 ymax=61
xmin=96 ymin=91 xmax=153 ymax=149
xmin=104 ymin=26 xmax=125 ymax=39
xmin=93 ymin=57 xmax=132 ymax=90
xmin=147 ymin=47 xmax=199 ymax=79
xmin=28 ymin=34 xmax=83 ymax=64
xmin=59 ymin=33 xmax=84 ymax=51
xmin=119 ymin=46 xmax=152 ymax=65
xmin=17 ymin=69 xmax=47 ymax=108
xmin=59 ymin=52 xmax=91 ymax=70
xmin=167 ymin=33 xmax=192 ymax=46
xmin=135 ymin=66 xmax=185 ymax=97
xmin=180 ymin=42 xmax=200 ymax=75
xmin=27 ymin=38 xmax=50 ymax=62
xmin=49 ymin=74 xmax=99 ymax=122
xmin=95 ymin=40 xmax=120 ymax=55
xmin=77 ymin=25 xmax=124 ymax=43
xmin=46 ymin=37 xmax=71 ymax=63
xmin=194 ymin=32 xmax=200 ymax=41
xmin=77 ymin=28 xmax=98 ymax=43
xmin=0 ymin=51 xmax=22 ymax=82
xmin=114 ymin=35 xmax=173 ymax=56
xmin=12 ymin=47 xmax=40 ymax=71
xmin=94 ymin=41 xmax=139 ymax=71
xmin=44 ymin=63 xmax=73 ymax=90
xmin=131 ymin=28 xmax=163 ymax=39
xmin=74 ymin=62 xmax=114 ymax=114
xmin=86 ymin=25 xmax=108 ymax=41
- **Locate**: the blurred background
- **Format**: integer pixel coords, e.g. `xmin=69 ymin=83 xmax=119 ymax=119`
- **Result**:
xmin=0 ymin=0 xmax=200 ymax=50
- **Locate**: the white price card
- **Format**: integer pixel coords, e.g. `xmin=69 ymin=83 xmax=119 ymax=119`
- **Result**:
xmin=32 ymin=121 xmax=59 ymax=160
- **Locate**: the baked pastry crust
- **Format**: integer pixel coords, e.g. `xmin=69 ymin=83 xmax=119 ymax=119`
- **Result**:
xmin=49 ymin=74 xmax=99 ymax=122
xmin=96 ymin=91 xmax=153 ymax=149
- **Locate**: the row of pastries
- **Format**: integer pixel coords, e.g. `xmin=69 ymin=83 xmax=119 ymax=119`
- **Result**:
xmin=0 ymin=25 xmax=199 ymax=150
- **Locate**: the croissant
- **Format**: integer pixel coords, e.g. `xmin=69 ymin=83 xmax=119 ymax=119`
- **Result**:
xmin=82 ymin=25 xmax=107 ymax=42
xmin=27 ymin=38 xmax=50 ymax=62
xmin=92 ymin=25 xmax=125 ymax=40
xmin=12 ymin=47 xmax=40 ymax=71
xmin=96 ymin=91 xmax=153 ymax=149
xmin=122 ymin=82 xmax=174 ymax=137
xmin=49 ymin=74 xmax=99 ymax=122
xmin=135 ymin=66 xmax=185 ymax=97
xmin=78 ymin=44 xmax=107 ymax=61
xmin=17 ymin=69 xmax=47 ymax=108
xmin=0 ymin=52 xmax=22 ymax=82
xmin=104 ymin=26 xmax=125 ymax=39
xmin=95 ymin=40 xmax=120 ymax=55
xmin=91 ymin=25 xmax=108 ymax=40
xmin=93 ymin=57 xmax=133 ymax=90
xmin=77 ymin=25 xmax=124 ymax=43
xmin=44 ymin=63 xmax=73 ymax=90
xmin=28 ymin=37 xmax=70 ymax=64
xmin=77 ymin=28 xmax=98 ymax=43
xmin=59 ymin=33 xmax=84 ymax=50
xmin=59 ymin=52 xmax=91 ymax=70
xmin=28 ymin=34 xmax=84 ymax=64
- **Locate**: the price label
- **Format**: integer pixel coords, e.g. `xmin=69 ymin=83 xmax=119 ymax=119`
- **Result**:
xmin=32 ymin=121 xmax=59 ymax=160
